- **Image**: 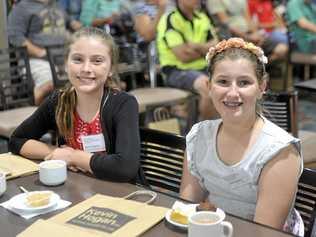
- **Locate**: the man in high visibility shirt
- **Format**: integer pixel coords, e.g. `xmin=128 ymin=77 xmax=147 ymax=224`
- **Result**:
xmin=157 ymin=0 xmax=219 ymax=119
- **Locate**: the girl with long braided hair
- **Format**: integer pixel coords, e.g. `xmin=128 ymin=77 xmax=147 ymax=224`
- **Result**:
xmin=9 ymin=27 xmax=140 ymax=182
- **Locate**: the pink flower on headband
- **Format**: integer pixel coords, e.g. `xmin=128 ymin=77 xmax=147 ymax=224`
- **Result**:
xmin=206 ymin=38 xmax=268 ymax=64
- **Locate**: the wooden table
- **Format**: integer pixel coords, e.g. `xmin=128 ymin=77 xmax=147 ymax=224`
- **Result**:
xmin=0 ymin=172 xmax=294 ymax=237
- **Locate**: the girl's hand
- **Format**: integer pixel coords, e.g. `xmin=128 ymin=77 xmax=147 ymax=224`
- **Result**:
xmin=68 ymin=166 xmax=87 ymax=173
xmin=68 ymin=166 xmax=79 ymax=172
xmin=44 ymin=146 xmax=75 ymax=166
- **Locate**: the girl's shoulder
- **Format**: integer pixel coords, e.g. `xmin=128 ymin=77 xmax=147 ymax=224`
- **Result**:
xmin=186 ymin=119 xmax=221 ymax=143
xmin=105 ymin=89 xmax=138 ymax=109
xmin=261 ymin=117 xmax=297 ymax=144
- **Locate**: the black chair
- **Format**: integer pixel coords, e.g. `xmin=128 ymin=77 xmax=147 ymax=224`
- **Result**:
xmin=295 ymin=168 xmax=316 ymax=237
xmin=262 ymin=90 xmax=298 ymax=137
xmin=0 ymin=47 xmax=37 ymax=139
xmin=138 ymin=127 xmax=186 ymax=196
xmin=0 ymin=47 xmax=34 ymax=109
xmin=46 ymin=44 xmax=68 ymax=89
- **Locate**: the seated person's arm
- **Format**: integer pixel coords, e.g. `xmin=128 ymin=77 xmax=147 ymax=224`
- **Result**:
xmin=180 ymin=154 xmax=208 ymax=202
xmin=134 ymin=1 xmax=167 ymax=42
xmin=9 ymin=93 xmax=59 ymax=159
xmin=171 ymin=43 xmax=204 ymax=63
xmin=46 ymin=147 xmax=92 ymax=173
xmin=297 ymin=17 xmax=316 ymax=33
xmin=216 ymin=11 xmax=247 ymax=38
xmin=254 ymin=145 xmax=301 ymax=229
xmin=7 ymin=4 xmax=46 ymax=57
xmin=245 ymin=7 xmax=258 ymax=33
xmin=92 ymin=15 xmax=116 ymax=27
xmin=19 ymin=140 xmax=55 ymax=160
xmin=134 ymin=14 xmax=156 ymax=42
xmin=191 ymin=39 xmax=218 ymax=56
xmin=22 ymin=39 xmax=46 ymax=58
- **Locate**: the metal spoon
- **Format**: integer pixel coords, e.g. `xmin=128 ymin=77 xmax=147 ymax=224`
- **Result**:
xmin=19 ymin=186 xmax=29 ymax=193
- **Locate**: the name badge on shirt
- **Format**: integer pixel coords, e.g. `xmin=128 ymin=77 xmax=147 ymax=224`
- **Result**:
xmin=81 ymin=134 xmax=106 ymax=153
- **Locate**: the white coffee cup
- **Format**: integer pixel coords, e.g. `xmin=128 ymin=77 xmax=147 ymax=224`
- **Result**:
xmin=0 ymin=172 xmax=6 ymax=196
xmin=39 ymin=160 xmax=67 ymax=186
xmin=188 ymin=210 xmax=233 ymax=237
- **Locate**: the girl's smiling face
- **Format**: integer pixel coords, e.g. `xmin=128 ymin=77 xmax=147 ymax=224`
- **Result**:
xmin=65 ymin=36 xmax=112 ymax=95
xmin=210 ymin=58 xmax=266 ymax=123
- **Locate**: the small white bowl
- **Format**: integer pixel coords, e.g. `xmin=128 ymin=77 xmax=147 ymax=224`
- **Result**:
xmin=39 ymin=160 xmax=67 ymax=186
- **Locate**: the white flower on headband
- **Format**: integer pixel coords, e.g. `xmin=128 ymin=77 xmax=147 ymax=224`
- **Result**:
xmin=206 ymin=38 xmax=268 ymax=64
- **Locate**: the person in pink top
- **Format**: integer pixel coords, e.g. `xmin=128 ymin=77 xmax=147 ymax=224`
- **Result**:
xmin=248 ymin=0 xmax=287 ymax=43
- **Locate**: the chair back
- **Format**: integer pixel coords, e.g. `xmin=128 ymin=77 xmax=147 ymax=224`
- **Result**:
xmin=46 ymin=44 xmax=68 ymax=89
xmin=295 ymin=168 xmax=316 ymax=237
xmin=139 ymin=127 xmax=185 ymax=196
xmin=0 ymin=47 xmax=34 ymax=110
xmin=117 ymin=42 xmax=144 ymax=90
xmin=262 ymin=90 xmax=298 ymax=137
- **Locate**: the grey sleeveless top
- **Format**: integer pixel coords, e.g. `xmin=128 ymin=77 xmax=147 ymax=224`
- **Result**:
xmin=186 ymin=117 xmax=303 ymax=221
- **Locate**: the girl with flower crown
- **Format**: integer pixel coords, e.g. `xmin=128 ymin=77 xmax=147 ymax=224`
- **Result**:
xmin=180 ymin=38 xmax=304 ymax=235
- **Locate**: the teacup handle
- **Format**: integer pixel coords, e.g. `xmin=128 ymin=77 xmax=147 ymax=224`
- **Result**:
xmin=221 ymin=221 xmax=233 ymax=237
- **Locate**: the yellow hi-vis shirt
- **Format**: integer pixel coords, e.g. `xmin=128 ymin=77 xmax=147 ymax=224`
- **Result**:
xmin=157 ymin=8 xmax=218 ymax=70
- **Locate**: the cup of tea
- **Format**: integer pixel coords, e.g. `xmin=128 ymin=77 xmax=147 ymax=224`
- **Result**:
xmin=188 ymin=210 xmax=233 ymax=237
xmin=39 ymin=160 xmax=67 ymax=186
xmin=0 ymin=172 xmax=6 ymax=196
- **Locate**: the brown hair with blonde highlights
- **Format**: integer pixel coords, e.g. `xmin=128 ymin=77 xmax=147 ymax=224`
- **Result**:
xmin=56 ymin=27 xmax=119 ymax=139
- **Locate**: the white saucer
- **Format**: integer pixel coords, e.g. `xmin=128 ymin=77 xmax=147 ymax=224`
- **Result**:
xmin=9 ymin=191 xmax=60 ymax=214
xmin=165 ymin=209 xmax=188 ymax=230
xmin=165 ymin=208 xmax=226 ymax=230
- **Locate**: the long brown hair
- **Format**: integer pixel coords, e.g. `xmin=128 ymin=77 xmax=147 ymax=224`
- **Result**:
xmin=55 ymin=27 xmax=119 ymax=139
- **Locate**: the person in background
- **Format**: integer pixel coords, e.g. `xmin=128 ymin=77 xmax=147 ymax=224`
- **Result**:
xmin=132 ymin=0 xmax=170 ymax=83
xmin=248 ymin=0 xmax=287 ymax=44
xmin=156 ymin=0 xmax=219 ymax=120
xmin=9 ymin=27 xmax=140 ymax=182
xmin=133 ymin=0 xmax=168 ymax=43
xmin=206 ymin=0 xmax=288 ymax=61
xmin=79 ymin=0 xmax=128 ymax=28
xmin=287 ymin=0 xmax=316 ymax=53
xmin=180 ymin=38 xmax=304 ymax=236
xmin=58 ymin=0 xmax=83 ymax=22
xmin=7 ymin=0 xmax=81 ymax=105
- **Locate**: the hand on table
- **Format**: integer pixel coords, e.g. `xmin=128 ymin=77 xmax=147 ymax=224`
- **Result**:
xmin=68 ymin=166 xmax=88 ymax=173
xmin=44 ymin=146 xmax=75 ymax=166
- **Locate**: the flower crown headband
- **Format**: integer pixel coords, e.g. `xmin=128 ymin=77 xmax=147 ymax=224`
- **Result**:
xmin=205 ymin=37 xmax=268 ymax=65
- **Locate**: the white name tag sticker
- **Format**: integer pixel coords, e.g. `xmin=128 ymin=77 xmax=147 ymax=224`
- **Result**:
xmin=81 ymin=134 xmax=106 ymax=153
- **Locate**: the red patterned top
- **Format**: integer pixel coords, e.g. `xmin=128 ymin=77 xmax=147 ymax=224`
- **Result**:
xmin=67 ymin=111 xmax=102 ymax=150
